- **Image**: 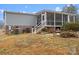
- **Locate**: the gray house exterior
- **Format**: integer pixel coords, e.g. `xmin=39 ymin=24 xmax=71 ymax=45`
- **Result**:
xmin=4 ymin=10 xmax=77 ymax=34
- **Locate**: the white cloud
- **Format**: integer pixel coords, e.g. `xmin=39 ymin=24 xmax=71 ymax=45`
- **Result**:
xmin=19 ymin=10 xmax=27 ymax=13
xmin=32 ymin=12 xmax=36 ymax=13
xmin=22 ymin=11 xmax=27 ymax=13
xmin=67 ymin=4 xmax=70 ymax=7
xmin=55 ymin=7 xmax=62 ymax=11
xmin=0 ymin=9 xmax=4 ymax=14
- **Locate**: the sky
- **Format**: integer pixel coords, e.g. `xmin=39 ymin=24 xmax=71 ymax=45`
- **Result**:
xmin=0 ymin=4 xmax=79 ymax=22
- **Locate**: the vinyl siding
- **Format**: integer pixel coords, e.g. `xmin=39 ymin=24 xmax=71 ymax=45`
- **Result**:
xmin=5 ymin=13 xmax=37 ymax=26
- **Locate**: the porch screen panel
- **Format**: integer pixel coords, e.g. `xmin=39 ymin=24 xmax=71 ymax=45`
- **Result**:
xmin=63 ymin=14 xmax=67 ymax=24
xmin=47 ymin=13 xmax=54 ymax=25
xmin=69 ymin=15 xmax=74 ymax=22
xmin=55 ymin=13 xmax=62 ymax=25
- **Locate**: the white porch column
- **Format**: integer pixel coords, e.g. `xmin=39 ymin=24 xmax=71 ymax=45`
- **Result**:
xmin=41 ymin=14 xmax=43 ymax=25
xmin=68 ymin=15 xmax=70 ymax=23
xmin=41 ymin=13 xmax=45 ymax=25
xmin=45 ymin=12 xmax=47 ymax=25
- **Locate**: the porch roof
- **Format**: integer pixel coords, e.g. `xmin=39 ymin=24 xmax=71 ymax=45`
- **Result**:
xmin=36 ymin=9 xmax=77 ymax=16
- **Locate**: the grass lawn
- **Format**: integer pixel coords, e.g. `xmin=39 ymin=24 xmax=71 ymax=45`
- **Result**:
xmin=0 ymin=33 xmax=79 ymax=55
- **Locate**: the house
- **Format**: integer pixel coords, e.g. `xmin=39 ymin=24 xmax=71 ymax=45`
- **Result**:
xmin=4 ymin=10 xmax=77 ymax=34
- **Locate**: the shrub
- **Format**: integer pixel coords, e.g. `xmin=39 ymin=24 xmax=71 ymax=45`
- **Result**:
xmin=62 ymin=22 xmax=79 ymax=31
xmin=60 ymin=31 xmax=78 ymax=38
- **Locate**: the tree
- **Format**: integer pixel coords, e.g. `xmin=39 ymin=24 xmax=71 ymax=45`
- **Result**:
xmin=63 ymin=4 xmax=78 ymax=14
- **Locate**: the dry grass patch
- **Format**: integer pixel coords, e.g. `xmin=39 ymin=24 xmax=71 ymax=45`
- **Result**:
xmin=0 ymin=33 xmax=79 ymax=54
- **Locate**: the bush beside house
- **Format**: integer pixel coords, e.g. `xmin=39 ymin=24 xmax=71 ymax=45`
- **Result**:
xmin=62 ymin=22 xmax=79 ymax=31
xmin=60 ymin=22 xmax=79 ymax=38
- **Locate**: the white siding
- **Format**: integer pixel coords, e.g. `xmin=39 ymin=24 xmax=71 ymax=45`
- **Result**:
xmin=5 ymin=13 xmax=37 ymax=26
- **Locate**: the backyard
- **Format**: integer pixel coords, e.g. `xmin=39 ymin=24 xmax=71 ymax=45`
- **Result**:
xmin=0 ymin=33 xmax=79 ymax=55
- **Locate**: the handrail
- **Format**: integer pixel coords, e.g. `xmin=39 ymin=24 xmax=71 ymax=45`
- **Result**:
xmin=33 ymin=20 xmax=46 ymax=33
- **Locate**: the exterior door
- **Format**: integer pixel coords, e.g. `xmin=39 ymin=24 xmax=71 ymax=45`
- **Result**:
xmin=41 ymin=14 xmax=45 ymax=25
